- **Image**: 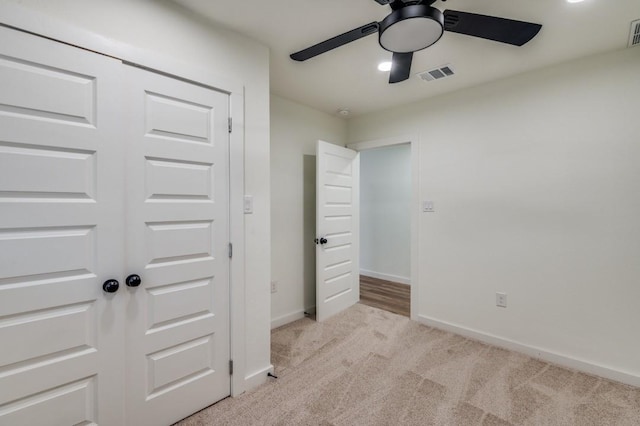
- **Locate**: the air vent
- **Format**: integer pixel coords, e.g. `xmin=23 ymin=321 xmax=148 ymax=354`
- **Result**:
xmin=417 ymin=64 xmax=455 ymax=82
xmin=630 ymin=19 xmax=640 ymax=47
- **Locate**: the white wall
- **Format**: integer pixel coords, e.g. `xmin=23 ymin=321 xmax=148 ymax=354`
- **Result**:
xmin=270 ymin=95 xmax=347 ymax=328
xmin=348 ymin=47 xmax=640 ymax=385
xmin=0 ymin=0 xmax=272 ymax=390
xmin=360 ymin=145 xmax=411 ymax=284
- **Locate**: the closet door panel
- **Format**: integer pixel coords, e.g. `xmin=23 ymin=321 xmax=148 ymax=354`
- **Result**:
xmin=0 ymin=26 xmax=124 ymax=426
xmin=124 ymin=65 xmax=231 ymax=426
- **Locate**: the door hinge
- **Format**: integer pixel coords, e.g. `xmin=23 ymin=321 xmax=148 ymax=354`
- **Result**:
xmin=228 ymin=242 xmax=233 ymax=259
xmin=228 ymin=117 xmax=232 ymax=133
xmin=229 ymin=359 xmax=234 ymax=375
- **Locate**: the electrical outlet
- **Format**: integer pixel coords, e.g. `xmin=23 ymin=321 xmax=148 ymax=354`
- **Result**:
xmin=271 ymin=280 xmax=278 ymax=293
xmin=496 ymin=292 xmax=507 ymax=308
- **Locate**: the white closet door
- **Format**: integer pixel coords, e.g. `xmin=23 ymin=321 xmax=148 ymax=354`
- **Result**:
xmin=0 ymin=27 xmax=125 ymax=425
xmin=123 ymin=65 xmax=231 ymax=425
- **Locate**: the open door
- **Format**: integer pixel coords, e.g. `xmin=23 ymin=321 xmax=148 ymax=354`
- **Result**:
xmin=316 ymin=140 xmax=360 ymax=322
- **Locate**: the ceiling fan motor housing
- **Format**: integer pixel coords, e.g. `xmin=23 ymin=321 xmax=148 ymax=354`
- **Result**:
xmin=379 ymin=5 xmax=445 ymax=53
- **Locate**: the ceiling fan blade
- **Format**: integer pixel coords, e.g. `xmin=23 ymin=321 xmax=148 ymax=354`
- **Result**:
xmin=443 ymin=10 xmax=542 ymax=46
xmin=389 ymin=52 xmax=413 ymax=84
xmin=290 ymin=22 xmax=379 ymax=61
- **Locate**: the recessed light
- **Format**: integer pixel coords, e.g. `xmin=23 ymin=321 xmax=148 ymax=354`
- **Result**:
xmin=566 ymin=0 xmax=585 ymax=3
xmin=337 ymin=108 xmax=350 ymax=117
xmin=378 ymin=61 xmax=392 ymax=72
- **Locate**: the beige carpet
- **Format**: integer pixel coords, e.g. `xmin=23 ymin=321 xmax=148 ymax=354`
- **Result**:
xmin=177 ymin=303 xmax=640 ymax=425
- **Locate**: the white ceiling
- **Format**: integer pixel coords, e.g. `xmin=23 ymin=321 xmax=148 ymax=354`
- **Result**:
xmin=173 ymin=0 xmax=640 ymax=117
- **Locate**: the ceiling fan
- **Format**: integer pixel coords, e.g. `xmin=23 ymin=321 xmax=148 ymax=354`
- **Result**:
xmin=290 ymin=0 xmax=542 ymax=84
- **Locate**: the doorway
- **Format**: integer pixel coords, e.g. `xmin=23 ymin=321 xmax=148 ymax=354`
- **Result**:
xmin=358 ymin=144 xmax=411 ymax=316
xmin=347 ymin=136 xmax=419 ymax=321
xmin=313 ymin=136 xmax=419 ymax=322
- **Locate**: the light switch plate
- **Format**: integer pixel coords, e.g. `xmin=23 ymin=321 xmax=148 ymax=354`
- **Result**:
xmin=244 ymin=195 xmax=253 ymax=214
xmin=423 ymin=200 xmax=435 ymax=212
xmin=496 ymin=292 xmax=507 ymax=308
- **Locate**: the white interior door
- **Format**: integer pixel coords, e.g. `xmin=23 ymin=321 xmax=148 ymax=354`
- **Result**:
xmin=0 ymin=26 xmax=125 ymax=425
xmin=124 ymin=65 xmax=231 ymax=425
xmin=316 ymin=140 xmax=360 ymax=322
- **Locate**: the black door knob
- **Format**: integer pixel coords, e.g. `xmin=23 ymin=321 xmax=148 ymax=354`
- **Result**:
xmin=126 ymin=274 xmax=142 ymax=287
xmin=103 ymin=279 xmax=119 ymax=293
xmin=320 ymin=237 xmax=328 ymax=245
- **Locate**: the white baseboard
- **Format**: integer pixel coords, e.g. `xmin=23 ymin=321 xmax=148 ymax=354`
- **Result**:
xmin=271 ymin=307 xmax=315 ymax=329
xmin=361 ymin=269 xmax=410 ymax=285
xmin=271 ymin=310 xmax=306 ymax=329
xmin=417 ymin=315 xmax=640 ymax=388
xmin=243 ymin=365 xmax=274 ymax=392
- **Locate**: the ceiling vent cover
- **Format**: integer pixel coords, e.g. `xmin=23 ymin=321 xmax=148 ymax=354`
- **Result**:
xmin=629 ymin=19 xmax=640 ymax=47
xmin=417 ymin=64 xmax=455 ymax=82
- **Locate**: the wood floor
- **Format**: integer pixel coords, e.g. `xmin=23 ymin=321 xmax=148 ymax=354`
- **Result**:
xmin=359 ymin=275 xmax=410 ymax=317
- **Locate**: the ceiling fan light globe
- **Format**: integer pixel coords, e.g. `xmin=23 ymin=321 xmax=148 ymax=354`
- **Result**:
xmin=379 ymin=5 xmax=444 ymax=53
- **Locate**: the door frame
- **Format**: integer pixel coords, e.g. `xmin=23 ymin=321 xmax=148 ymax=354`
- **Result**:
xmin=0 ymin=8 xmax=248 ymax=396
xmin=347 ymin=135 xmax=419 ymax=321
